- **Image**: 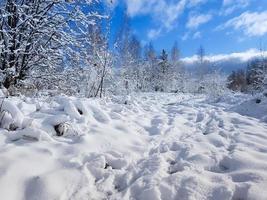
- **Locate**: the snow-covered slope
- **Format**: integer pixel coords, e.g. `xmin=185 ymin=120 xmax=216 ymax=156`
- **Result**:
xmin=0 ymin=93 xmax=267 ymax=200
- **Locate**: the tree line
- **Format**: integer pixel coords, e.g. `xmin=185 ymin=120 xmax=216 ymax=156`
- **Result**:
xmin=1 ymin=0 xmax=263 ymax=98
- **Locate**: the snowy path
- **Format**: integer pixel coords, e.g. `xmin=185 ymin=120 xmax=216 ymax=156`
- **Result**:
xmin=0 ymin=94 xmax=267 ymax=200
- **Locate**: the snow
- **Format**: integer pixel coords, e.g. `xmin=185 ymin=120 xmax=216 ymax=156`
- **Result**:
xmin=230 ymin=95 xmax=267 ymax=122
xmin=0 ymin=99 xmax=24 ymax=129
xmin=0 ymin=93 xmax=267 ymax=200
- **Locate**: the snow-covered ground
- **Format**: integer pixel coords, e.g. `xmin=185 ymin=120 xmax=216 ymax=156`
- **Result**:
xmin=0 ymin=93 xmax=267 ymax=200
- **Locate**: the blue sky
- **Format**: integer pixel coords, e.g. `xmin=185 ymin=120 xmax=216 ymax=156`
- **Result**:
xmin=110 ymin=0 xmax=267 ymax=58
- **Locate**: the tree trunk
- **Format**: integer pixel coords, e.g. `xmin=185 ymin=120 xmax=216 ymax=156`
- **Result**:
xmin=3 ymin=75 xmax=15 ymax=89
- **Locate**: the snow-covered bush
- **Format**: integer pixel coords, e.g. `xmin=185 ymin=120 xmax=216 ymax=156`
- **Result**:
xmin=202 ymin=71 xmax=228 ymax=97
xmin=0 ymin=98 xmax=24 ymax=130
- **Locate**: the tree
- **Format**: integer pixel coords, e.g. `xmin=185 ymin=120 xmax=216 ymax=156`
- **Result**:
xmin=154 ymin=49 xmax=173 ymax=92
xmin=144 ymin=42 xmax=156 ymax=63
xmin=0 ymin=0 xmax=99 ymax=93
xmin=159 ymin=49 xmax=168 ymax=74
xmin=128 ymin=35 xmax=144 ymax=90
xmin=171 ymin=41 xmax=180 ymax=63
xmin=197 ymin=45 xmax=205 ymax=65
xmin=195 ymin=45 xmax=210 ymax=82
xmin=129 ymin=35 xmax=142 ymax=61
xmin=114 ymin=9 xmax=131 ymax=66
xmin=227 ymin=69 xmax=247 ymax=92
xmin=170 ymin=41 xmax=185 ymax=92
xmin=142 ymin=42 xmax=157 ymax=91
xmin=114 ymin=10 xmax=136 ymax=93
xmin=246 ymin=59 xmax=266 ymax=92
xmin=84 ymin=3 xmax=114 ymax=98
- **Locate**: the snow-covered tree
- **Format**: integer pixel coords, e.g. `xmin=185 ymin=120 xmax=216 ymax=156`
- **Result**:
xmin=84 ymin=5 xmax=114 ymax=98
xmin=114 ymin=11 xmax=149 ymax=94
xmin=195 ymin=45 xmax=210 ymax=79
xmin=0 ymin=0 xmax=101 ymax=94
xmin=170 ymin=41 xmax=185 ymax=92
xmin=227 ymin=69 xmax=247 ymax=92
xmin=153 ymin=49 xmax=174 ymax=92
xmin=203 ymin=70 xmax=228 ymax=97
xmin=246 ymin=59 xmax=266 ymax=92
xmin=171 ymin=41 xmax=180 ymax=63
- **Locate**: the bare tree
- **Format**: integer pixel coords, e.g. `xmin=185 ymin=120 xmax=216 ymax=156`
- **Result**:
xmin=171 ymin=41 xmax=180 ymax=63
xmin=197 ymin=45 xmax=205 ymax=65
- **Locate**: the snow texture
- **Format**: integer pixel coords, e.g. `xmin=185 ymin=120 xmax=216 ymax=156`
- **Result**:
xmin=0 ymin=93 xmax=267 ymax=200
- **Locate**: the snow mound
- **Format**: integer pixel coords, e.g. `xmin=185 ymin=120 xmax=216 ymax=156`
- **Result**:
xmin=230 ymin=95 xmax=267 ymax=121
xmin=0 ymin=99 xmax=24 ymax=129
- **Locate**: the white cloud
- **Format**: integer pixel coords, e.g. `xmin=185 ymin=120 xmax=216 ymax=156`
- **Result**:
xmin=124 ymin=0 xmax=208 ymax=39
xmin=181 ymin=48 xmax=267 ymax=64
xmin=125 ymin=0 xmax=185 ymax=27
xmin=182 ymin=31 xmax=201 ymax=41
xmin=186 ymin=13 xmax=212 ymax=29
xmin=220 ymin=0 xmax=250 ymax=16
xmin=222 ymin=0 xmax=236 ymax=6
xmin=192 ymin=31 xmax=201 ymax=39
xmin=182 ymin=32 xmax=190 ymax=41
xmin=222 ymin=0 xmax=248 ymax=6
xmin=125 ymin=0 xmax=157 ymax=17
xmin=125 ymin=0 xmax=187 ymax=39
xmin=219 ymin=11 xmax=267 ymax=37
xmin=147 ymin=28 xmax=162 ymax=39
xmin=188 ymin=0 xmax=208 ymax=7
